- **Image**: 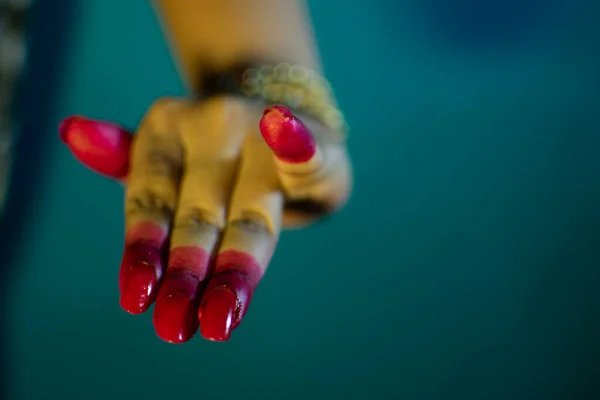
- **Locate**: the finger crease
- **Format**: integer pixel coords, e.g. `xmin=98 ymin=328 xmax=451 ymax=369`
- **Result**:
xmin=175 ymin=208 xmax=222 ymax=231
xmin=230 ymin=212 xmax=272 ymax=234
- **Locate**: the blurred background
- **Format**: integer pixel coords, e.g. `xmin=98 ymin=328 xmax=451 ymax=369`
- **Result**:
xmin=1 ymin=0 xmax=599 ymax=399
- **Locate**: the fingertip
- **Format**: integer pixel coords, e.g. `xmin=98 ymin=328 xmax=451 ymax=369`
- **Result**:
xmin=259 ymin=105 xmax=316 ymax=163
xmin=153 ymin=292 xmax=199 ymax=344
xmin=152 ymin=267 xmax=204 ymax=344
xmin=198 ymin=264 xmax=260 ymax=342
xmin=263 ymin=105 xmax=294 ymax=119
xmin=119 ymin=261 xmax=157 ymax=314
xmin=119 ymin=239 xmax=164 ymax=314
xmin=59 ymin=115 xmax=132 ymax=179
xmin=198 ymin=285 xmax=238 ymax=342
xmin=58 ymin=115 xmax=83 ymax=143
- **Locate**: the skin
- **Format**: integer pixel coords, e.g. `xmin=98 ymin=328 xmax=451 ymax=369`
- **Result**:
xmin=58 ymin=0 xmax=352 ymax=343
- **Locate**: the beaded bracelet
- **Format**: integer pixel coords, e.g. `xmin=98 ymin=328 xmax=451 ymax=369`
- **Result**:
xmin=198 ymin=61 xmax=348 ymax=143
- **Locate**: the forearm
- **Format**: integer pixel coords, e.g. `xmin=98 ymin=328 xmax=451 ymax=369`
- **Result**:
xmin=152 ymin=0 xmax=322 ymax=93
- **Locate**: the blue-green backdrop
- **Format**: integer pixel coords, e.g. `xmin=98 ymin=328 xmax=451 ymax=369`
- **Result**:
xmin=3 ymin=0 xmax=600 ymax=399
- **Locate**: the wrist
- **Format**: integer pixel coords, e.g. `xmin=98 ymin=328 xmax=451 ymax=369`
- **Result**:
xmin=153 ymin=0 xmax=322 ymax=92
xmin=195 ymin=62 xmax=346 ymax=144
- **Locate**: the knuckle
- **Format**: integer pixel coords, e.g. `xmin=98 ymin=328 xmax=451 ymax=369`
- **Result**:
xmin=229 ymin=210 xmax=273 ymax=235
xmin=147 ymin=97 xmax=185 ymax=115
xmin=174 ymin=207 xmax=222 ymax=232
xmin=143 ymin=97 xmax=188 ymax=128
xmin=196 ymin=96 xmax=248 ymax=122
xmin=145 ymin=148 xmax=182 ymax=178
xmin=126 ymin=189 xmax=175 ymax=219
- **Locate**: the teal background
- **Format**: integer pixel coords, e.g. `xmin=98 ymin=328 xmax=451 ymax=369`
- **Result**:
xmin=4 ymin=0 xmax=600 ymax=399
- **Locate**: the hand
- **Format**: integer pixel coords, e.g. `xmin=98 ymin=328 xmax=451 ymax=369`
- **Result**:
xmin=59 ymin=97 xmax=352 ymax=343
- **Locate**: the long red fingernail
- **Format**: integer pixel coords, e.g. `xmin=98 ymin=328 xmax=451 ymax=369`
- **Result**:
xmin=59 ymin=115 xmax=132 ymax=179
xmin=119 ymin=236 xmax=164 ymax=314
xmin=153 ymin=247 xmax=210 ymax=343
xmin=198 ymin=251 xmax=263 ymax=342
xmin=198 ymin=286 xmax=238 ymax=342
xmin=119 ymin=261 xmax=157 ymax=314
xmin=152 ymin=272 xmax=200 ymax=343
xmin=259 ymin=105 xmax=316 ymax=163
xmin=118 ymin=242 xmax=163 ymax=291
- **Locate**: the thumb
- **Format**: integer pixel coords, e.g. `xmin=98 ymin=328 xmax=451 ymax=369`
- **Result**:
xmin=59 ymin=116 xmax=132 ymax=180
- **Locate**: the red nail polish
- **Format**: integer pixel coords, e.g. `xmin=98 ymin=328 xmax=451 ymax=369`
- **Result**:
xmin=118 ymin=241 xmax=163 ymax=314
xmin=263 ymin=105 xmax=293 ymax=118
xmin=153 ymin=279 xmax=200 ymax=343
xmin=119 ymin=261 xmax=157 ymax=314
xmin=209 ymin=251 xmax=264 ymax=328
xmin=59 ymin=115 xmax=132 ymax=179
xmin=59 ymin=116 xmax=78 ymax=142
xmin=153 ymin=247 xmax=210 ymax=343
xmin=198 ymin=286 xmax=238 ymax=342
xmin=259 ymin=105 xmax=316 ymax=163
xmin=118 ymin=242 xmax=163 ymax=292
xmin=124 ymin=222 xmax=167 ymax=248
xmin=198 ymin=272 xmax=257 ymax=343
xmin=197 ymin=251 xmax=264 ymax=341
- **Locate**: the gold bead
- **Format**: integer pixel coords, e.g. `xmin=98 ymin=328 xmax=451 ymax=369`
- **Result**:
xmin=241 ymin=80 xmax=259 ymax=96
xmin=284 ymin=87 xmax=304 ymax=109
xmin=307 ymin=81 xmax=328 ymax=98
xmin=261 ymin=74 xmax=274 ymax=85
xmin=258 ymin=66 xmax=273 ymax=80
xmin=263 ymin=83 xmax=285 ymax=102
xmin=289 ymin=65 xmax=309 ymax=84
xmin=323 ymin=108 xmax=344 ymax=130
xmin=242 ymin=68 xmax=259 ymax=81
xmin=273 ymin=63 xmax=291 ymax=80
xmin=305 ymin=98 xmax=324 ymax=116
xmin=241 ymin=64 xmax=347 ymax=142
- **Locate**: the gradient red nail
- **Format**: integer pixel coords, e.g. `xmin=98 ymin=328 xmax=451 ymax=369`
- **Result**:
xmin=153 ymin=247 xmax=211 ymax=343
xmin=198 ymin=250 xmax=263 ymax=342
xmin=259 ymin=105 xmax=316 ymax=163
xmin=119 ymin=223 xmax=167 ymax=314
xmin=59 ymin=115 xmax=132 ymax=179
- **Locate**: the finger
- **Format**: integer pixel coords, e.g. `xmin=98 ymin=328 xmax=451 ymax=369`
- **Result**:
xmin=59 ymin=116 xmax=132 ymax=180
xmin=120 ymin=99 xmax=185 ymax=314
xmin=259 ymin=106 xmax=352 ymax=223
xmin=198 ymin=133 xmax=283 ymax=342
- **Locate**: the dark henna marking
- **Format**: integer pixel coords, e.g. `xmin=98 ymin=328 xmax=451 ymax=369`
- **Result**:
xmin=285 ymin=198 xmax=332 ymax=217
